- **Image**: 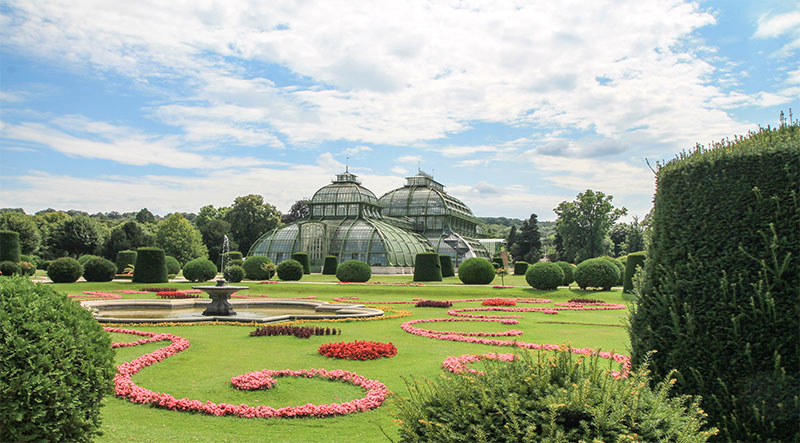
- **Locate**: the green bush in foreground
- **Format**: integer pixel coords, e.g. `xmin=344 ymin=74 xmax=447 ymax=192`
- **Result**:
xmin=439 ymin=254 xmax=454 ymax=278
xmin=47 ymin=257 xmax=83 ymax=283
xmin=182 ymin=258 xmax=218 ymax=282
xmin=82 ymin=257 xmax=117 ymax=282
xmin=277 ymin=259 xmax=303 ymax=281
xmin=0 ymin=260 xmax=21 ymax=276
xmin=243 ymin=256 xmax=275 ymax=280
xmin=0 ymin=277 xmax=115 ymax=442
xmin=457 ymin=258 xmax=495 ymax=285
xmin=413 ymin=253 xmax=442 ymax=282
xmin=555 ymin=261 xmax=575 ymax=286
xmin=132 ymin=247 xmax=168 ymax=283
xmin=395 ymin=350 xmax=717 ymax=442
xmin=335 ymin=260 xmax=371 ymax=283
xmin=223 ymin=265 xmax=245 ymax=283
xmin=525 ymin=261 xmax=564 ymax=290
xmin=575 ymin=257 xmax=619 ymax=291
xmin=322 ymin=255 xmax=338 ymax=275
xmin=291 ymin=252 xmax=310 ymax=274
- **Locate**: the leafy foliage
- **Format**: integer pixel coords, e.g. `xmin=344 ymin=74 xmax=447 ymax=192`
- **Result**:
xmin=104 ymin=220 xmax=153 ymax=260
xmin=223 ymin=264 xmax=245 ymax=283
xmin=439 ymin=254 xmax=454 ymax=278
xmin=243 ymin=256 xmax=275 ymax=280
xmin=82 ymin=257 xmax=117 ymax=282
xmin=164 ymin=255 xmax=181 ymax=275
xmin=49 ymin=216 xmax=105 ymax=258
xmin=512 ymin=261 xmax=528 ymax=276
xmin=0 ymin=211 xmax=40 ymax=254
xmin=555 ymin=190 xmax=627 ymax=263
xmin=554 ymin=261 xmax=575 ymax=286
xmin=413 ymin=253 xmax=442 ymax=282
xmin=155 ymin=214 xmax=207 ymax=265
xmin=0 ymin=230 xmax=21 ymax=262
xmin=276 ymin=259 xmax=304 ymax=281
xmin=525 ymin=261 xmax=564 ymax=290
xmin=115 ymin=250 xmax=137 ymax=273
xmin=574 ymin=258 xmax=619 ymax=291
xmin=46 ymin=257 xmax=83 ymax=283
xmin=291 ymin=252 xmax=310 ymax=274
xmin=336 ymin=260 xmax=371 ymax=282
xmin=225 ymin=194 xmax=281 ymax=255
xmin=598 ymin=255 xmax=625 ymax=285
xmin=0 ymin=260 xmax=21 ymax=276
xmin=322 ymin=255 xmax=338 ymax=275
xmin=457 ymin=257 xmax=495 ymax=285
xmin=623 ymin=252 xmax=646 ymax=293
xmin=181 ymin=258 xmax=218 ymax=283
xmin=132 ymin=247 xmax=168 ymax=283
xmin=508 ymin=213 xmax=542 ymax=263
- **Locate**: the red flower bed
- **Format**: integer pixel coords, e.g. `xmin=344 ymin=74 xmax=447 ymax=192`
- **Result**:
xmin=318 ymin=340 xmax=397 ymax=360
xmin=481 ymin=299 xmax=516 ymax=306
xmin=156 ymin=291 xmax=200 ymax=299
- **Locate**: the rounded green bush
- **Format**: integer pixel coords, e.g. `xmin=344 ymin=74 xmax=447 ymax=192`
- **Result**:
xmin=276 ymin=259 xmax=304 ymax=281
xmin=525 ymin=262 xmax=564 ymax=290
xmin=223 ymin=265 xmax=245 ymax=283
xmin=336 ymin=260 xmax=371 ymax=282
xmin=77 ymin=254 xmax=100 ymax=267
xmin=0 ymin=260 xmax=21 ymax=276
xmin=599 ymin=255 xmax=626 ymax=285
xmin=17 ymin=261 xmax=36 ymax=276
xmin=413 ymin=253 xmax=442 ymax=282
xmin=322 ymin=255 xmax=338 ymax=275
xmin=291 ymin=252 xmax=311 ymax=274
xmin=555 ymin=261 xmax=575 ymax=286
xmin=513 ymin=261 xmax=529 ymax=276
xmin=243 ymin=256 xmax=275 ymax=280
xmin=47 ymin=257 xmax=83 ymax=283
xmin=225 ymin=251 xmax=243 ymax=261
xmin=575 ymin=258 xmax=619 ymax=291
xmin=623 ymin=252 xmax=646 ymax=293
xmin=39 ymin=260 xmax=51 ymax=271
xmin=164 ymin=255 xmax=181 ymax=276
xmin=457 ymin=258 xmax=496 ymax=285
xmin=182 ymin=258 xmax=218 ymax=282
xmin=132 ymin=247 xmax=168 ymax=283
xmin=439 ymin=255 xmax=455 ymax=278
xmin=82 ymin=257 xmax=117 ymax=282
xmin=115 ymin=250 xmax=137 ymax=273
xmin=0 ymin=276 xmax=115 ymax=442
xmin=0 ymin=230 xmax=21 ymax=263
xmin=19 ymin=254 xmax=38 ymax=268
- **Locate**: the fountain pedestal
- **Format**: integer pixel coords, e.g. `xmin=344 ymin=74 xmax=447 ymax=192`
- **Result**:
xmin=193 ymin=279 xmax=249 ymax=316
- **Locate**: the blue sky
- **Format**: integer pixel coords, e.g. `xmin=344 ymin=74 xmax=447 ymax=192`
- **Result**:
xmin=1 ymin=0 xmax=798 ymax=221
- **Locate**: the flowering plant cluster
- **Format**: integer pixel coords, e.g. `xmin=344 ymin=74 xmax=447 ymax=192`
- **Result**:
xmin=448 ymin=307 xmax=558 ymax=318
xmin=492 ymin=285 xmax=515 ymax=289
xmin=259 ymin=280 xmax=279 ymax=284
xmin=106 ymin=327 xmax=389 ymax=418
xmin=114 ymin=273 xmax=133 ymax=279
xmin=481 ymin=299 xmax=517 ymax=306
xmin=553 ymin=302 xmax=626 ymax=311
xmin=568 ymin=298 xmax=604 ymax=304
xmin=232 ymin=294 xmax=317 ymax=300
xmin=333 ymin=296 xmax=552 ymax=305
xmin=250 ymin=325 xmax=341 ymax=339
xmin=442 ymin=353 xmax=518 ymax=375
xmin=336 ymin=282 xmax=424 ymax=286
xmin=141 ymin=287 xmax=178 ymax=292
xmin=156 ymin=291 xmax=200 ymax=299
xmin=414 ymin=300 xmax=453 ymax=308
xmin=318 ymin=340 xmax=397 ymax=360
xmin=68 ymin=290 xmax=149 ymax=301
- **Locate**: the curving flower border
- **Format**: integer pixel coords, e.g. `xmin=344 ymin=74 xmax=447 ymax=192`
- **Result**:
xmin=442 ymin=353 xmax=518 ymax=375
xmin=107 ymin=327 xmax=389 ymax=418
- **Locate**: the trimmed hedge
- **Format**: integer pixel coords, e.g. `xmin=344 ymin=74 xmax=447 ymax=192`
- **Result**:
xmin=457 ymin=258 xmax=495 ymax=285
xmin=0 ymin=260 xmax=21 ymax=277
xmin=225 ymin=251 xmax=243 ymax=261
xmin=132 ymin=247 xmax=168 ymax=283
xmin=629 ymin=122 xmax=799 ymax=441
xmin=276 ymin=259 xmax=304 ymax=281
xmin=77 ymin=254 xmax=100 ymax=267
xmin=574 ymin=258 xmax=619 ymax=291
xmin=0 ymin=230 xmax=20 ymax=263
xmin=413 ymin=253 xmax=442 ymax=282
xmin=164 ymin=255 xmax=181 ymax=276
xmin=46 ymin=257 xmax=83 ymax=283
xmin=115 ymin=250 xmax=137 ymax=273
xmin=525 ymin=262 xmax=564 ymax=290
xmin=82 ymin=257 xmax=117 ymax=282
xmin=0 ymin=277 xmax=115 ymax=442
xmin=322 ymin=255 xmax=338 ymax=275
xmin=291 ymin=252 xmax=311 ymax=274
xmin=555 ymin=261 xmax=575 ymax=286
xmin=622 ymin=252 xmax=646 ymax=293
xmin=513 ymin=261 xmax=528 ymax=276
xmin=491 ymin=257 xmax=504 ymax=269
xmin=243 ymin=256 xmax=275 ymax=280
xmin=182 ymin=258 xmax=218 ymax=282
xmin=439 ymin=255 xmax=454 ymax=278
xmin=223 ymin=265 xmax=245 ymax=283
xmin=599 ymin=255 xmax=625 ymax=285
xmin=336 ymin=260 xmax=371 ymax=283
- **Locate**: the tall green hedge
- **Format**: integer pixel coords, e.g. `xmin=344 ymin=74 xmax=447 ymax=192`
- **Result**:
xmin=413 ymin=253 xmax=442 ymax=282
xmin=629 ymin=122 xmax=799 ymax=442
xmin=115 ymin=250 xmax=137 ymax=273
xmin=622 ymin=252 xmax=646 ymax=293
xmin=132 ymin=247 xmax=168 ymax=283
xmin=0 ymin=230 xmax=21 ymax=263
xmin=439 ymin=254 xmax=454 ymax=278
xmin=322 ymin=256 xmax=338 ymax=275
xmin=291 ymin=252 xmax=310 ymax=274
xmin=513 ymin=261 xmax=528 ymax=276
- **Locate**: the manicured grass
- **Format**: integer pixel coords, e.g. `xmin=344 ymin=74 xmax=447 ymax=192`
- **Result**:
xmin=49 ymin=278 xmax=633 ymax=442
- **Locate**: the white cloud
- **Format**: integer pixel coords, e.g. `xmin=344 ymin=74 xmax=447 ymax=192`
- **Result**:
xmin=342 ymin=145 xmax=373 ymax=156
xmin=390 ymin=166 xmax=407 ymax=175
xmin=396 ymin=155 xmax=421 ymax=163
xmin=754 ymin=8 xmax=800 ymax=58
xmin=529 ymin=155 xmax=656 ymax=198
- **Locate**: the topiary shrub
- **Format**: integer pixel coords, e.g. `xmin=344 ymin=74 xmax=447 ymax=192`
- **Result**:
xmin=243 ymin=256 xmax=275 ymax=280
xmin=291 ymin=252 xmax=311 ymax=274
xmin=629 ymin=122 xmax=799 ymax=441
xmin=0 ymin=276 xmax=115 ymax=442
xmin=182 ymin=258 xmax=218 ymax=282
xmin=38 ymin=260 xmax=51 ymax=271
xmin=225 ymin=251 xmax=243 ymax=261
xmin=554 ymin=261 xmax=575 ymax=286
xmin=513 ymin=261 xmax=528 ymax=276
xmin=574 ymin=258 xmax=619 ymax=291
xmin=46 ymin=257 xmax=83 ymax=283
xmin=322 ymin=255 xmax=338 ymax=275
xmin=457 ymin=258 xmax=496 ymax=285
xmin=19 ymin=254 xmax=37 ymax=268
xmin=525 ymin=262 xmax=564 ymax=290
xmin=395 ymin=349 xmax=717 ymax=442
xmin=17 ymin=261 xmax=36 ymax=276
xmin=0 ymin=230 xmax=21 ymax=263
xmin=77 ymin=254 xmax=100 ymax=267
xmin=413 ymin=253 xmax=442 ymax=282
xmin=115 ymin=250 xmax=137 ymax=273
xmin=439 ymin=255 xmax=454 ymax=278
xmin=82 ymin=257 xmax=117 ymax=282
xmin=164 ymin=255 xmax=181 ymax=276
xmin=598 ymin=255 xmax=625 ymax=285
xmin=132 ymin=247 xmax=168 ymax=283
xmin=276 ymin=259 xmax=304 ymax=281
xmin=223 ymin=265 xmax=245 ymax=283
xmin=622 ymin=252 xmax=646 ymax=293
xmin=336 ymin=260 xmax=371 ymax=283
xmin=0 ymin=260 xmax=21 ymax=276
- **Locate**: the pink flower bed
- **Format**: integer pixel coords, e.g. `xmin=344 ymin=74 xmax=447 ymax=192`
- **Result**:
xmin=232 ymin=294 xmax=318 ymax=300
xmin=332 ymin=296 xmax=553 ymax=305
xmin=448 ymin=307 xmax=559 ymax=318
xmin=106 ymin=328 xmax=389 ymax=418
xmin=442 ymin=353 xmax=518 ymax=375
xmin=336 ymin=282 xmax=424 ymax=286
xmin=156 ymin=291 xmax=200 ymax=299
xmin=69 ymin=290 xmax=149 ymax=301
xmin=492 ymin=285 xmax=515 ymax=289
xmin=259 ymin=281 xmax=279 ymax=284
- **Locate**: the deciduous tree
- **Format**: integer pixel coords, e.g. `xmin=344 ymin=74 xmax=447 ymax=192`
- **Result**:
xmin=154 ymin=214 xmax=207 ymax=264
xmin=224 ymin=195 xmax=281 ymax=254
xmin=554 ymin=190 xmax=626 ymax=263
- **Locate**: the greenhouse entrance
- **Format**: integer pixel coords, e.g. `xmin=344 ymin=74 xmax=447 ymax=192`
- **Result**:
xmin=300 ymin=223 xmax=328 ymax=273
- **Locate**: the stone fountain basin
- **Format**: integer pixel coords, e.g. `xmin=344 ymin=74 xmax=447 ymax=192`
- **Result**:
xmin=82 ymin=299 xmax=384 ymax=324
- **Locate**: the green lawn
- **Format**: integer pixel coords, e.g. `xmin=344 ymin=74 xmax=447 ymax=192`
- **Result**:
xmin=52 ymin=276 xmax=634 ymax=442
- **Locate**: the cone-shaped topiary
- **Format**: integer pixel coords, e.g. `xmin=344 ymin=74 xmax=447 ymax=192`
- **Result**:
xmin=182 ymin=258 xmax=217 ymax=282
xmin=439 ymin=254 xmax=454 ymax=278
xmin=525 ymin=262 xmax=564 ymax=290
xmin=336 ymin=260 xmax=371 ymax=282
xmin=132 ymin=247 xmax=168 ymax=283
xmin=0 ymin=230 xmax=21 ymax=263
xmin=291 ymin=252 xmax=311 ymax=274
xmin=277 ymin=259 xmax=304 ymax=281
xmin=413 ymin=253 xmax=442 ymax=282
xmin=0 ymin=277 xmax=115 ymax=442
xmin=457 ymin=258 xmax=495 ymax=285
xmin=513 ymin=261 xmax=528 ymax=276
xmin=322 ymin=255 xmax=338 ymax=275
xmin=574 ymin=258 xmax=619 ymax=291
xmin=243 ymin=256 xmax=275 ymax=280
xmin=83 ymin=257 xmax=117 ymax=282
xmin=46 ymin=257 xmax=83 ymax=283
xmin=115 ymin=250 xmax=137 ymax=273
xmin=555 ymin=261 xmax=575 ymax=286
xmin=622 ymin=252 xmax=646 ymax=293
xmin=223 ymin=264 xmax=245 ymax=283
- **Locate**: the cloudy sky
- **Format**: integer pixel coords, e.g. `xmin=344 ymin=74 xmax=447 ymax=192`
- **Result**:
xmin=1 ymin=0 xmax=797 ymax=220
